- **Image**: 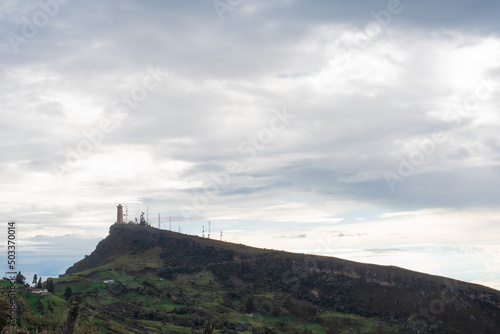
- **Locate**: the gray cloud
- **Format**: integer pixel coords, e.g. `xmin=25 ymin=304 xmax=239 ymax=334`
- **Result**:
xmin=1 ymin=0 xmax=500 ymax=287
xmin=279 ymin=233 xmax=306 ymax=239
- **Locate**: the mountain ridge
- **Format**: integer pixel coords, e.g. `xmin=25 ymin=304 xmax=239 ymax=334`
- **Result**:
xmin=62 ymin=223 xmax=500 ymax=333
xmin=67 ymin=224 xmax=500 ymax=299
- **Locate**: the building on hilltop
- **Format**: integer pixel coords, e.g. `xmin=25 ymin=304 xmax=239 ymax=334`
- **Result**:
xmin=116 ymin=204 xmax=137 ymax=224
xmin=32 ymin=289 xmax=50 ymax=296
xmin=116 ymin=204 xmax=124 ymax=224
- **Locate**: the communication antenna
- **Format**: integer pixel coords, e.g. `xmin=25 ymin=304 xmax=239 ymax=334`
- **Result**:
xmin=147 ymin=206 xmax=149 ymax=226
xmin=202 ymin=225 xmax=205 ymax=238
xmin=158 ymin=214 xmax=161 ymax=229
xmin=220 ymin=231 xmax=223 ymax=241
xmin=208 ymin=221 xmax=211 ymax=239
xmin=169 ymin=216 xmax=172 ymax=230
xmin=125 ymin=205 xmax=129 ymax=223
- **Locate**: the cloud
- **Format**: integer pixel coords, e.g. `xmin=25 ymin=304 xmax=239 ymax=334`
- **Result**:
xmin=472 ymin=277 xmax=500 ymax=291
xmin=279 ymin=234 xmax=306 ymax=239
xmin=365 ymin=248 xmax=406 ymax=255
xmin=380 ymin=208 xmax=450 ymax=219
xmin=1 ymin=0 xmax=500 ymax=288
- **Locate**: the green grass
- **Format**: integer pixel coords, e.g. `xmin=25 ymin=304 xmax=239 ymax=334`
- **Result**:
xmin=51 ymin=262 xmax=402 ymax=334
xmin=195 ymin=270 xmax=216 ymax=284
xmin=0 ymin=280 xmax=19 ymax=287
xmin=39 ymin=294 xmax=66 ymax=311
xmin=20 ymin=291 xmax=65 ymax=316
xmin=24 ymin=292 xmax=43 ymax=316
xmin=303 ymin=323 xmax=327 ymax=334
xmin=141 ymin=320 xmax=192 ymax=333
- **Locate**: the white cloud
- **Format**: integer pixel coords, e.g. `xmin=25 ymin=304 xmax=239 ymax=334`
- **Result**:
xmin=379 ymin=208 xmax=450 ymax=219
xmin=1 ymin=0 xmax=500 ymax=289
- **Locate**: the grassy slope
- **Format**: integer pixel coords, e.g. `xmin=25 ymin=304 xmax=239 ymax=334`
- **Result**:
xmin=52 ymin=267 xmax=400 ymax=333
xmin=56 ymin=232 xmax=401 ymax=333
xmin=7 ymin=223 xmax=499 ymax=333
xmin=69 ymin=224 xmax=500 ymax=297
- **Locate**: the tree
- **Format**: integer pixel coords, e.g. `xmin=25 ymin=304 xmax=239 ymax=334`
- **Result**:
xmin=0 ymin=294 xmax=10 ymax=329
xmin=37 ymin=277 xmax=43 ymax=289
xmin=139 ymin=212 xmax=147 ymax=226
xmin=15 ymin=271 xmax=25 ymax=285
xmin=203 ymin=320 xmax=215 ymax=334
xmin=32 ymin=274 xmax=38 ymax=287
xmin=64 ymin=287 xmax=73 ymax=299
xmin=46 ymin=278 xmax=55 ymax=293
xmin=61 ymin=300 xmax=80 ymax=334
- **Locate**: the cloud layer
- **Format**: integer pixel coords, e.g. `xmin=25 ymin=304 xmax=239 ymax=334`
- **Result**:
xmin=1 ymin=0 xmax=500 ymax=289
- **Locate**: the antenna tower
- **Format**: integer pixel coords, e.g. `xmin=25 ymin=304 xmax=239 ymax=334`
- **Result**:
xmin=202 ymin=225 xmax=205 ymax=238
xmin=125 ymin=205 xmax=129 ymax=223
xmin=220 ymin=231 xmax=223 ymax=241
xmin=208 ymin=221 xmax=211 ymax=239
xmin=158 ymin=214 xmax=161 ymax=229
xmin=147 ymin=206 xmax=149 ymax=226
xmin=169 ymin=216 xmax=172 ymax=230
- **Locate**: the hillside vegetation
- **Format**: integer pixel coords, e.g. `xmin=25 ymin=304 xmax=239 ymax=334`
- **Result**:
xmin=3 ymin=224 xmax=500 ymax=333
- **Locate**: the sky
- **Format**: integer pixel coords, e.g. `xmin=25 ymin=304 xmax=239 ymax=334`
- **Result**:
xmin=1 ymin=0 xmax=500 ymax=290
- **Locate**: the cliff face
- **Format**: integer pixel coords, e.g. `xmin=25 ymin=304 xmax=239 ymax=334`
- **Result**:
xmin=66 ymin=223 xmax=245 ymax=274
xmin=66 ymin=224 xmax=168 ymax=274
xmin=65 ymin=224 xmax=500 ymax=333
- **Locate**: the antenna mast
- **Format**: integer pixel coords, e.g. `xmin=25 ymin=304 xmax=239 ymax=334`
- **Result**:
xmin=208 ymin=221 xmax=211 ymax=239
xmin=125 ymin=205 xmax=128 ymax=223
xmin=202 ymin=225 xmax=205 ymax=238
xmin=220 ymin=231 xmax=223 ymax=241
xmin=169 ymin=216 xmax=172 ymax=230
xmin=158 ymin=214 xmax=161 ymax=229
xmin=147 ymin=206 xmax=149 ymax=226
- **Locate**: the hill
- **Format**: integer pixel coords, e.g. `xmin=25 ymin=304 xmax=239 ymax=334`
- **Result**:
xmin=59 ymin=223 xmax=500 ymax=333
xmin=5 ymin=223 xmax=498 ymax=333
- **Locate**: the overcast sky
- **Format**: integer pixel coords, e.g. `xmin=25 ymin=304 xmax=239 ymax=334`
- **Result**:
xmin=1 ymin=0 xmax=500 ymax=290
